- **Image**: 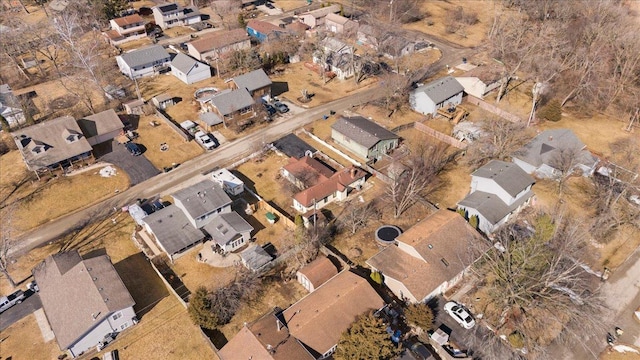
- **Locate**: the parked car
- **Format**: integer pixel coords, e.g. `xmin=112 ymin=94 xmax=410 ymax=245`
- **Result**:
xmin=409 ymin=341 xmax=434 ymax=360
xmin=195 ymin=131 xmax=218 ymax=150
xmin=273 ymin=101 xmax=289 ymax=113
xmin=125 ymin=142 xmax=142 ymax=156
xmin=0 ymin=290 xmax=25 ymax=313
xmin=264 ymin=103 xmax=277 ymax=116
xmin=27 ymin=281 xmax=39 ymax=293
xmin=444 ymin=301 xmax=476 ymax=329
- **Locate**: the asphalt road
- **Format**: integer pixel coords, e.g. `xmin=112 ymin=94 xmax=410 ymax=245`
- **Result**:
xmin=0 ymin=290 xmax=41 ymax=331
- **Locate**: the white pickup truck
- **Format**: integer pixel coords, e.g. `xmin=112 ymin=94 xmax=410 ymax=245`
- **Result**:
xmin=0 ymin=290 xmax=25 ymax=313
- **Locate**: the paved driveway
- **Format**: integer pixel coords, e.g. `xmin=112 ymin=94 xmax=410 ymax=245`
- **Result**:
xmin=100 ymin=140 xmax=160 ymax=186
xmin=0 ymin=290 xmax=41 ymax=331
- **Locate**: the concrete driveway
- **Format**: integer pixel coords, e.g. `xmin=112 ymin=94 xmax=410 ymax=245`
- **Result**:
xmin=0 ymin=290 xmax=41 ymax=331
xmin=100 ymin=140 xmax=160 ymax=186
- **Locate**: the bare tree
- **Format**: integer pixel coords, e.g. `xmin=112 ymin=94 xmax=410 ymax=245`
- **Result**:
xmin=465 ymin=117 xmax=531 ymax=167
xmin=338 ymin=199 xmax=380 ymax=234
xmin=548 ymin=147 xmax=581 ymax=195
xmin=0 ymin=205 xmax=18 ymax=288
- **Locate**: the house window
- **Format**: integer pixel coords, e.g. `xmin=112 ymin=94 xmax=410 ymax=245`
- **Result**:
xmin=112 ymin=312 xmax=122 ymax=321
xmin=120 ymin=322 xmax=129 ymax=330
xmin=240 ymin=106 xmax=251 ymax=115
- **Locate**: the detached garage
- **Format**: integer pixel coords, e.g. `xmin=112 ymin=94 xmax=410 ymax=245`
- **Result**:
xmin=171 ymin=52 xmax=211 ymax=85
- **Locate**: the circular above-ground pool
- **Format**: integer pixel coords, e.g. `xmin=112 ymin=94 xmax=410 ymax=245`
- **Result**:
xmin=194 ymin=87 xmax=218 ymax=100
xmin=375 ymin=225 xmax=402 ymax=246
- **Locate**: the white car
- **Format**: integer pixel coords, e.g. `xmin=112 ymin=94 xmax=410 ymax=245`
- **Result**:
xmin=195 ymin=131 xmax=217 ymax=150
xmin=444 ymin=301 xmax=475 ymax=329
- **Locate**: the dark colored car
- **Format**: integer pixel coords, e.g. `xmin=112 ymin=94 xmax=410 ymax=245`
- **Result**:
xmin=125 ymin=142 xmax=142 ymax=156
xmin=410 ymin=341 xmax=434 ymax=360
xmin=264 ymin=103 xmax=277 ymax=116
xmin=273 ymin=101 xmax=289 ymax=113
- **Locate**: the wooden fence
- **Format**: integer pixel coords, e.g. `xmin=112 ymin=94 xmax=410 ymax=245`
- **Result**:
xmin=466 ymin=96 xmax=522 ymax=123
xmin=414 ymin=122 xmax=467 ymax=150
xmin=154 ymin=106 xmax=193 ymax=141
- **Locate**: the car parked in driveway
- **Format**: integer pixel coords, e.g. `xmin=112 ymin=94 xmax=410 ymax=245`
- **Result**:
xmin=264 ymin=103 xmax=277 ymax=116
xmin=273 ymin=101 xmax=289 ymax=113
xmin=0 ymin=290 xmax=25 ymax=314
xmin=410 ymin=341 xmax=434 ymax=360
xmin=195 ymin=131 xmax=218 ymax=150
xmin=444 ymin=301 xmax=475 ymax=329
xmin=125 ymin=142 xmax=142 ymax=156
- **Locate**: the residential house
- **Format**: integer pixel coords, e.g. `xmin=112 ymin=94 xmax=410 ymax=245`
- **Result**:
xmin=457 ymin=160 xmax=535 ymax=234
xmin=170 ymin=52 xmax=211 ymax=84
xmin=331 ymin=115 xmax=399 ymax=161
xmin=357 ymin=24 xmax=382 ymax=49
xmin=293 ymin=166 xmax=367 ymax=214
xmin=152 ymin=2 xmax=201 ymax=29
xmin=512 ymin=129 xmax=599 ymax=179
xmin=246 ymin=19 xmax=286 ymax=43
xmin=116 ymin=45 xmax=171 ymax=79
xmin=187 ymin=28 xmax=250 ymax=62
xmin=142 ymin=204 xmax=207 ymax=261
xmin=198 ymin=88 xmax=256 ymax=129
xmin=202 ymin=212 xmax=253 ymax=253
xmin=103 ymin=14 xmax=146 ymax=46
xmin=0 ymin=84 xmax=25 ymax=127
xmin=367 ymin=210 xmax=487 ymax=303
xmin=455 ymin=64 xmax=503 ymax=99
xmin=313 ymin=37 xmax=355 ymax=80
xmin=172 ymin=179 xmax=232 ymax=229
xmin=324 ymin=13 xmax=358 ymax=35
xmin=211 ymin=168 xmax=244 ymax=196
xmin=296 ymin=256 xmax=339 ymax=292
xmin=229 ymin=68 xmax=272 ymax=100
xmin=221 ymin=270 xmax=383 ymax=359
xmin=282 ymin=155 xmax=335 ymax=190
xmin=13 ymin=115 xmax=93 ymax=175
xmin=379 ymin=33 xmax=414 ymax=59
xmin=410 ymin=76 xmax=464 ymax=117
xmin=286 ymin=21 xmax=310 ymax=37
xmin=33 ymin=251 xmax=136 ymax=357
xmin=272 ymin=134 xmax=317 ymax=159
xmin=77 ymin=109 xmax=124 ymax=146
xmin=299 ymin=4 xmax=340 ymax=28
xmin=240 ymin=245 xmax=273 ymax=272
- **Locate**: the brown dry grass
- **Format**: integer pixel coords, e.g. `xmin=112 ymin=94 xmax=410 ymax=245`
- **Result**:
xmin=270 ymin=62 xmax=378 ymax=107
xmin=0 ymin=150 xmax=129 ymax=234
xmin=235 ymin=153 xmax=293 ymax=214
xmin=403 ymin=0 xmax=496 ymax=48
xmin=135 ymin=116 xmax=204 ymax=169
xmin=272 ymin=0 xmax=308 ymax=11
xmin=297 ymin=132 xmax=356 ymax=168
xmin=600 ymin=349 xmax=640 ymax=360
xmin=0 ymin=313 xmax=60 ymax=360
xmin=172 ymin=244 xmax=237 ymax=291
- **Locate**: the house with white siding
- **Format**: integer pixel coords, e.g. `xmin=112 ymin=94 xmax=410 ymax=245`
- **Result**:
xmin=170 ymin=53 xmax=211 ymax=84
xmin=410 ymin=76 xmax=464 ymax=117
xmin=116 ymin=45 xmax=171 ymax=79
xmin=152 ymin=2 xmax=201 ymax=29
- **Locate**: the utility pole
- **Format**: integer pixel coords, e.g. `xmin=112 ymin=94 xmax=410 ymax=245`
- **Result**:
xmin=389 ymin=0 xmax=394 ymax=23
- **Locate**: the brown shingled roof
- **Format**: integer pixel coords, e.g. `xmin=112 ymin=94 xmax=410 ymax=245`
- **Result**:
xmin=294 ymin=166 xmax=367 ymax=207
xmin=297 ymin=257 xmax=338 ymax=290
xmin=189 ymin=28 xmax=248 ymax=53
xmin=283 ymin=156 xmax=335 ymax=186
xmin=247 ymin=19 xmax=284 ymax=35
xmin=113 ymin=14 xmax=144 ymax=27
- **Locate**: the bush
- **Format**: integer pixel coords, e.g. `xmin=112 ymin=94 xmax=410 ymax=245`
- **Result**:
xmin=187 ymin=287 xmax=218 ymax=330
xmin=469 ymin=215 xmax=479 ymax=229
xmin=508 ymin=331 xmax=525 ymax=348
xmin=404 ymin=303 xmax=434 ymax=331
xmin=537 ymin=99 xmax=562 ymax=122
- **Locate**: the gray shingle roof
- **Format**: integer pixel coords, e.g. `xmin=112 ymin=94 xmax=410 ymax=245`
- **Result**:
xmin=331 ymin=116 xmax=398 ymax=148
xmin=33 ymin=251 xmax=135 ymax=350
xmin=472 ymin=160 xmax=535 ymax=198
xmin=414 ymin=76 xmax=464 ymax=104
xmin=513 ymin=129 xmax=592 ymax=168
xmin=172 ymin=180 xmax=232 ymax=221
xmin=171 ymin=52 xmax=205 ymax=75
xmin=120 ymin=45 xmax=170 ymax=68
xmin=240 ymin=245 xmax=272 ymax=271
xmin=78 ymin=109 xmax=124 ymax=139
xmin=202 ymin=212 xmax=253 ymax=246
xmin=458 ymin=190 xmax=533 ymax=224
xmin=208 ymin=88 xmax=254 ymax=116
xmin=232 ymin=69 xmax=272 ymax=93
xmin=272 ymin=134 xmax=317 ymax=159
xmin=143 ymin=205 xmax=206 ymax=255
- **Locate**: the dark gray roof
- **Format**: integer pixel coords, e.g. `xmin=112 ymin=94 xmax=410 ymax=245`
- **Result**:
xmin=272 ymin=134 xmax=317 ymax=159
xmin=240 ymin=245 xmax=272 ymax=271
xmin=331 ymin=116 xmax=398 ymax=148
xmin=78 ymin=109 xmax=124 ymax=139
xmin=33 ymin=251 xmax=135 ymax=350
xmin=232 ymin=69 xmax=272 ymax=93
xmin=472 ymin=160 xmax=535 ymax=197
xmin=120 ymin=45 xmax=170 ymax=68
xmin=143 ymin=205 xmax=205 ymax=255
xmin=202 ymin=212 xmax=253 ymax=246
xmin=458 ymin=190 xmax=533 ymax=224
xmin=199 ymin=112 xmax=223 ymax=126
xmin=172 ymin=180 xmax=232 ymax=221
xmin=513 ymin=129 xmax=592 ymax=168
xmin=414 ymin=76 xmax=464 ymax=104
xmin=157 ymin=3 xmax=178 ymax=12
xmin=171 ymin=52 xmax=206 ymax=75
xmin=209 ymin=88 xmax=254 ymax=116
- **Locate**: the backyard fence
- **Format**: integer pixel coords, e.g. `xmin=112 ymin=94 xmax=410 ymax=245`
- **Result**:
xmin=414 ymin=122 xmax=467 ymax=150
xmin=154 ymin=106 xmax=193 ymax=142
xmin=256 ymin=199 xmax=296 ymax=230
xmin=466 ymin=95 xmax=523 ymax=123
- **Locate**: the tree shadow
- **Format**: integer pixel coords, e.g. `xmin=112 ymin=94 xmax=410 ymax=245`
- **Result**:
xmin=115 ymin=253 xmax=169 ymax=318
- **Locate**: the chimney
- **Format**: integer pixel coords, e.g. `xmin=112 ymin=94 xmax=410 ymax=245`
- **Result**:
xmin=350 ymin=167 xmax=356 ymax=178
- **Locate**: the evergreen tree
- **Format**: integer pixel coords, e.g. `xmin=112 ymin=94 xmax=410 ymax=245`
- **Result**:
xmin=0 ymin=114 xmax=10 ymax=133
xmin=404 ymin=303 xmax=434 ymax=331
xmin=334 ymin=312 xmax=399 ymax=360
xmin=187 ymin=287 xmax=218 ymax=330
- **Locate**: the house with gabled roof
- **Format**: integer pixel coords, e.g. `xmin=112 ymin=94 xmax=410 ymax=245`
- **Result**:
xmin=293 ymin=166 xmax=367 ymax=214
xmin=1 ymin=83 xmax=25 ymax=127
xmin=272 ymin=134 xmax=317 ymax=159
xmin=104 ymin=14 xmax=146 ymax=46
xmin=313 ymin=37 xmax=356 ymax=80
xmin=77 ymin=109 xmax=124 ymax=146
xmin=324 ymin=13 xmax=358 ymax=35
xmin=410 ymin=76 xmax=464 ymax=117
xmin=142 ymin=204 xmax=207 ymax=261
xmin=187 ymin=28 xmax=250 ymax=62
xmin=367 ymin=210 xmax=487 ymax=303
xmin=152 ymin=2 xmax=201 ymax=29
xmin=202 ymin=212 xmax=253 ymax=253
xmin=170 ymin=52 xmax=211 ymax=84
xmin=198 ymin=88 xmax=256 ymax=129
xmin=455 ymin=63 xmax=503 ymax=99
xmin=229 ymin=68 xmax=272 ymax=99
xmin=299 ymin=4 xmax=340 ymax=28
xmin=116 ymin=45 xmax=171 ymax=79
xmin=33 ymin=250 xmax=136 ymax=357
xmin=379 ymin=33 xmax=414 ymax=59
xmin=296 ymin=256 xmax=339 ymax=292
xmin=457 ymin=160 xmax=535 ymax=234
xmin=512 ymin=129 xmax=598 ymax=179
xmin=13 ymin=115 xmax=93 ymax=175
xmin=331 ymin=115 xmax=399 ymax=161
xmin=246 ymin=19 xmax=287 ymax=43
xmin=282 ymin=155 xmax=335 ymax=190
xmin=172 ymin=179 xmax=232 ymax=229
